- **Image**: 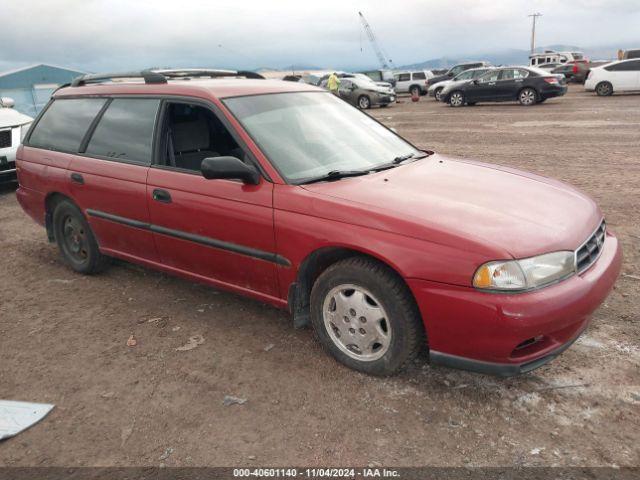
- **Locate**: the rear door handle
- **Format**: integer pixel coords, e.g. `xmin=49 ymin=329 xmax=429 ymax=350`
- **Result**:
xmin=70 ymin=172 xmax=84 ymax=184
xmin=152 ymin=189 xmax=172 ymax=203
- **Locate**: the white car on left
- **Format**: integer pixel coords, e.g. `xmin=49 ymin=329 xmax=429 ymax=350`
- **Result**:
xmin=0 ymin=97 xmax=33 ymax=182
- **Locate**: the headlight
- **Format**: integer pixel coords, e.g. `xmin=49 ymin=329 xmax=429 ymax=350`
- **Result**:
xmin=20 ymin=123 xmax=32 ymax=142
xmin=473 ymin=251 xmax=575 ymax=291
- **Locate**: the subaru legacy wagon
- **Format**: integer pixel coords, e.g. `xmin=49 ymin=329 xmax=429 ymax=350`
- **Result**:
xmin=16 ymin=69 xmax=621 ymax=376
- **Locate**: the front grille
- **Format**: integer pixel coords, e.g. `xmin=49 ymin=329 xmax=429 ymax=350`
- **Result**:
xmin=575 ymin=220 xmax=606 ymax=273
xmin=0 ymin=130 xmax=11 ymax=149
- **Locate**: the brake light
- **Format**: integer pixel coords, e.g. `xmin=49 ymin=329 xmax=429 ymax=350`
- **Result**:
xmin=572 ymin=65 xmax=578 ymax=74
xmin=544 ymin=77 xmax=559 ymax=84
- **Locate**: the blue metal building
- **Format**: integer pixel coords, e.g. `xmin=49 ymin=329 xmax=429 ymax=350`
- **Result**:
xmin=0 ymin=64 xmax=86 ymax=117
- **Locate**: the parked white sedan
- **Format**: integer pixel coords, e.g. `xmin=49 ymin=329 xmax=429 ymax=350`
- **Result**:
xmin=585 ymin=59 xmax=640 ymax=96
xmin=0 ymin=98 xmax=33 ymax=182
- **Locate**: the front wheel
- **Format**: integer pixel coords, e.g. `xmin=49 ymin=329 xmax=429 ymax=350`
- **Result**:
xmin=518 ymin=87 xmax=538 ymax=106
xmin=448 ymin=91 xmax=465 ymax=107
xmin=53 ymin=200 xmax=108 ymax=274
xmin=434 ymin=87 xmax=444 ymax=101
xmin=358 ymin=95 xmax=371 ymax=109
xmin=310 ymin=257 xmax=425 ymax=376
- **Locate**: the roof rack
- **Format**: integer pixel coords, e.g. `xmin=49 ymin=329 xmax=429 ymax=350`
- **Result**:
xmin=70 ymin=68 xmax=265 ymax=87
xmin=71 ymin=70 xmax=167 ymax=87
xmin=154 ymin=69 xmax=265 ymax=80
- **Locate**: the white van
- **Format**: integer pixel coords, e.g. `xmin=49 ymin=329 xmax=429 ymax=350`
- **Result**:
xmin=0 ymin=98 xmax=33 ymax=181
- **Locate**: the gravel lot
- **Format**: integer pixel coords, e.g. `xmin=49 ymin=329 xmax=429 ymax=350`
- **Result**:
xmin=1 ymin=85 xmax=638 ymax=467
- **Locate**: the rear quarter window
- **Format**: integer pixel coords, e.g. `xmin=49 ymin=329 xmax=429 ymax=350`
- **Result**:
xmin=85 ymin=98 xmax=160 ymax=164
xmin=28 ymin=98 xmax=106 ymax=152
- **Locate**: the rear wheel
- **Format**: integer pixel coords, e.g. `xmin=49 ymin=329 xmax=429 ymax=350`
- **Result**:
xmin=310 ymin=257 xmax=424 ymax=376
xmin=448 ymin=91 xmax=465 ymax=107
xmin=518 ymin=87 xmax=538 ymax=106
xmin=410 ymin=85 xmax=421 ymax=97
xmin=52 ymin=200 xmax=107 ymax=274
xmin=358 ymin=95 xmax=371 ymax=109
xmin=595 ymin=81 xmax=613 ymax=96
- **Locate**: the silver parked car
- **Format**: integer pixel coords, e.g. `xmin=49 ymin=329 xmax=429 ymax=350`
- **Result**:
xmin=332 ymin=77 xmax=396 ymax=109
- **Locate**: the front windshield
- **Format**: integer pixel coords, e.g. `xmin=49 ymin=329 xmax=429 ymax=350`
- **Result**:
xmin=224 ymin=92 xmax=421 ymax=183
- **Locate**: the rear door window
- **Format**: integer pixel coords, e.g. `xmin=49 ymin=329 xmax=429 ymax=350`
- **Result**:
xmin=397 ymin=73 xmax=410 ymax=82
xmin=85 ymin=99 xmax=160 ymax=164
xmin=28 ymin=98 xmax=106 ymax=152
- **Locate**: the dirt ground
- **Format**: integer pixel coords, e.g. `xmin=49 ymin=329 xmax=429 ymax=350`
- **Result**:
xmin=1 ymin=85 xmax=638 ymax=468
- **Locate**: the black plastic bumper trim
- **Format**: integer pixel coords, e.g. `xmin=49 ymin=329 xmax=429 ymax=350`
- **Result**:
xmin=429 ymin=328 xmax=586 ymax=377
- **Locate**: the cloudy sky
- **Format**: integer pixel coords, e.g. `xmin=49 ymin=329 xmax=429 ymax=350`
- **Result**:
xmin=2 ymin=0 xmax=639 ymax=73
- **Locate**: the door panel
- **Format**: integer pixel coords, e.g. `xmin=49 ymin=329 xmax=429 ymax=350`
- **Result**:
xmin=146 ymin=168 xmax=280 ymax=297
xmin=68 ymin=156 xmax=157 ymax=261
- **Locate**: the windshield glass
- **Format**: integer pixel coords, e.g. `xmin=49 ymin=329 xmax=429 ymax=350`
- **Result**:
xmin=224 ymin=92 xmax=421 ymax=183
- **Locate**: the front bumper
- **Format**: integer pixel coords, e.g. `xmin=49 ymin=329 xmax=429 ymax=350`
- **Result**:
xmin=372 ymin=93 xmax=395 ymax=105
xmin=408 ymin=232 xmax=622 ymax=376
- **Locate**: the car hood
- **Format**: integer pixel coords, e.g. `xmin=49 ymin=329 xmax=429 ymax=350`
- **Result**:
xmin=0 ymin=108 xmax=32 ymax=129
xmin=300 ymin=154 xmax=601 ymax=259
xmin=441 ymin=79 xmax=472 ymax=92
xmin=428 ymin=79 xmax=452 ymax=91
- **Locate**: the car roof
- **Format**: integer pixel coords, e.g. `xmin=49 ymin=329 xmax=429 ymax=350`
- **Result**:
xmin=54 ymin=78 xmax=321 ymax=100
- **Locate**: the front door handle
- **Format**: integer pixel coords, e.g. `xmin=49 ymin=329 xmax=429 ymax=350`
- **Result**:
xmin=488 ymin=82 xmax=496 ymax=86
xmin=70 ymin=172 xmax=84 ymax=184
xmin=152 ymin=189 xmax=172 ymax=203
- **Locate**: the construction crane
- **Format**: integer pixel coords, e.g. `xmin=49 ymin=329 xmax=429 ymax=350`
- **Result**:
xmin=358 ymin=11 xmax=392 ymax=69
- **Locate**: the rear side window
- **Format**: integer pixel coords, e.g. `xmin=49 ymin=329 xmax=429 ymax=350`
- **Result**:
xmin=28 ymin=98 xmax=106 ymax=152
xmin=86 ymin=99 xmax=160 ymax=164
xmin=412 ymin=72 xmax=426 ymax=80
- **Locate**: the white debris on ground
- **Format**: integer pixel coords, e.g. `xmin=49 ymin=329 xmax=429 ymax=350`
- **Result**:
xmin=0 ymin=400 xmax=54 ymax=440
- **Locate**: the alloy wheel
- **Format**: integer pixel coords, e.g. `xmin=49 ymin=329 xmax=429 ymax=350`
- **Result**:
xmin=520 ymin=89 xmax=537 ymax=105
xmin=322 ymin=284 xmax=391 ymax=362
xmin=358 ymin=96 xmax=371 ymax=109
xmin=450 ymin=92 xmax=464 ymax=107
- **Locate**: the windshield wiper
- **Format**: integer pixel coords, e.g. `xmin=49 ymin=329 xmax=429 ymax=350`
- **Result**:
xmin=370 ymin=152 xmax=431 ymax=172
xmin=299 ymin=169 xmax=370 ymax=185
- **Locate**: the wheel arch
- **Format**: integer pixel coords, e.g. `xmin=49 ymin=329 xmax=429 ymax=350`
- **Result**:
xmin=44 ymin=192 xmax=78 ymax=242
xmin=287 ymin=245 xmax=419 ymax=329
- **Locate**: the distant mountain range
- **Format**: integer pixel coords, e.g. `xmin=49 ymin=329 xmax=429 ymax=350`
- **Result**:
xmin=395 ymin=43 xmax=637 ymax=70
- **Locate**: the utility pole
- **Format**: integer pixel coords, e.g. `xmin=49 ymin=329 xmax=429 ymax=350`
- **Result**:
xmin=528 ymin=13 xmax=542 ymax=54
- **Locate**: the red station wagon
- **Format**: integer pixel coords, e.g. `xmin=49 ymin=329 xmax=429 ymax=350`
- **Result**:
xmin=16 ymin=69 xmax=622 ymax=376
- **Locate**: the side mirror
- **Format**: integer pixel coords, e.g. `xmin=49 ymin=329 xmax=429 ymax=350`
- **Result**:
xmin=472 ymin=79 xmax=479 ymax=85
xmin=201 ymin=156 xmax=260 ymax=185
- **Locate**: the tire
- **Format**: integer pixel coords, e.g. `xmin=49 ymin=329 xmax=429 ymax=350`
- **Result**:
xmin=410 ymin=85 xmax=421 ymax=97
xmin=52 ymin=199 xmax=108 ymax=274
xmin=358 ymin=95 xmax=371 ymax=109
xmin=595 ymin=81 xmax=613 ymax=97
xmin=518 ymin=87 xmax=538 ymax=106
xmin=310 ymin=257 xmax=425 ymax=376
xmin=434 ymin=87 xmax=444 ymax=101
xmin=448 ymin=91 xmax=465 ymax=107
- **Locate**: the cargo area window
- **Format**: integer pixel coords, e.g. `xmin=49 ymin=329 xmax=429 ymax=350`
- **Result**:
xmin=27 ymin=98 xmax=106 ymax=153
xmin=158 ymin=103 xmax=245 ymax=172
xmin=85 ymin=99 xmax=160 ymax=164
